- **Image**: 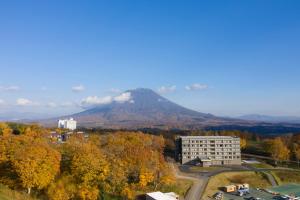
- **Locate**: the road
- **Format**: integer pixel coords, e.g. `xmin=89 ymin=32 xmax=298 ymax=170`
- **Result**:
xmin=244 ymin=164 xmax=278 ymax=186
xmin=171 ymin=163 xmax=208 ymax=200
xmin=172 ymin=163 xmax=281 ymax=200
xmin=243 ymin=153 xmax=299 ymax=165
xmin=264 ymin=172 xmax=277 ymax=186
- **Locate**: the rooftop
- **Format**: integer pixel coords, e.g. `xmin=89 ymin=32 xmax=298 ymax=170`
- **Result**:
xmin=146 ymin=191 xmax=178 ymax=200
xmin=179 ymin=136 xmax=239 ymax=139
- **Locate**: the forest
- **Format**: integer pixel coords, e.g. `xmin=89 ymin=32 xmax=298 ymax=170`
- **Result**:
xmin=0 ymin=123 xmax=174 ymax=200
xmin=1 ymin=122 xmax=300 ymax=199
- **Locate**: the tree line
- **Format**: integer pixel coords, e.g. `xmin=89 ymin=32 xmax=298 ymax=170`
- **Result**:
xmin=0 ymin=123 xmax=175 ymax=200
xmin=1 ymin=122 xmax=300 ymax=199
xmin=80 ymin=127 xmax=300 ymax=165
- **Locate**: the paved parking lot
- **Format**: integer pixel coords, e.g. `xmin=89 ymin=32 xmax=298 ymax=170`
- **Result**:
xmin=269 ymin=184 xmax=300 ymax=196
xmin=223 ymin=189 xmax=274 ymax=200
xmin=222 ymin=184 xmax=300 ymax=200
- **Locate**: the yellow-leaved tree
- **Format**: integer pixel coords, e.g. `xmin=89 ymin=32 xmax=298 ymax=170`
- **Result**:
xmin=77 ymin=185 xmax=99 ymax=200
xmin=294 ymin=144 xmax=300 ymax=167
xmin=68 ymin=138 xmax=109 ymax=200
xmin=240 ymin=138 xmax=247 ymax=149
xmin=0 ymin=122 xmax=12 ymax=137
xmin=71 ymin=144 xmax=109 ymax=184
xmin=264 ymin=137 xmax=290 ymax=165
xmin=12 ymin=141 xmax=61 ymax=194
xmin=0 ymin=127 xmax=11 ymax=163
xmin=47 ymin=175 xmax=77 ymax=200
xmin=139 ymin=168 xmax=154 ymax=188
xmin=101 ymin=132 xmax=175 ymax=198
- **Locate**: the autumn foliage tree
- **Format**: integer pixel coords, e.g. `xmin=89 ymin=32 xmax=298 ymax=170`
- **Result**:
xmin=0 ymin=124 xmax=175 ymax=200
xmin=0 ymin=123 xmax=13 ymax=163
xmin=0 ymin=122 xmax=13 ymax=137
xmin=56 ymin=135 xmax=110 ymax=200
xmin=100 ymin=132 xmax=175 ymax=199
xmin=7 ymin=130 xmax=61 ymax=193
xmin=47 ymin=175 xmax=76 ymax=200
xmin=240 ymin=138 xmax=247 ymax=149
xmin=71 ymin=144 xmax=109 ymax=200
xmin=11 ymin=140 xmax=61 ymax=194
xmin=293 ymin=143 xmax=300 ymax=167
xmin=263 ymin=137 xmax=290 ymax=165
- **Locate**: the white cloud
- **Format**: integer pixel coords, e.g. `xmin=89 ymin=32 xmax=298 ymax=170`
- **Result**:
xmin=81 ymin=96 xmax=113 ymax=107
xmin=158 ymin=85 xmax=176 ymax=94
xmin=114 ymin=92 xmax=131 ymax=103
xmin=16 ymin=98 xmax=37 ymax=106
xmin=81 ymin=92 xmax=132 ymax=108
xmin=0 ymin=85 xmax=20 ymax=91
xmin=185 ymin=83 xmax=208 ymax=91
xmin=72 ymin=85 xmax=85 ymax=92
xmin=0 ymin=99 xmax=5 ymax=105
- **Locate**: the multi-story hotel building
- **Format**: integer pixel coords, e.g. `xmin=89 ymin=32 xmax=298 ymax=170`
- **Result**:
xmin=175 ymin=136 xmax=241 ymax=166
xmin=58 ymin=118 xmax=77 ymax=131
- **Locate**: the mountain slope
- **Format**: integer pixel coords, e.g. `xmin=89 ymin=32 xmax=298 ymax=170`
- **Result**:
xmin=69 ymin=88 xmax=245 ymax=128
xmin=238 ymin=114 xmax=300 ymax=124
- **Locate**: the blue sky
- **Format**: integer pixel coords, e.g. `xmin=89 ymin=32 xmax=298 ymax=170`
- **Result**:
xmin=0 ymin=0 xmax=300 ymax=117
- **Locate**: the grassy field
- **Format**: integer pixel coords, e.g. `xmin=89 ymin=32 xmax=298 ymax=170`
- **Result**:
xmin=203 ymin=171 xmax=271 ymax=199
xmin=135 ymin=178 xmax=193 ymax=199
xmin=189 ymin=166 xmax=224 ymax=172
xmin=249 ymin=162 xmax=274 ymax=169
xmin=160 ymin=178 xmax=193 ymax=197
xmin=270 ymin=170 xmax=300 ymax=185
xmin=0 ymin=184 xmax=36 ymax=200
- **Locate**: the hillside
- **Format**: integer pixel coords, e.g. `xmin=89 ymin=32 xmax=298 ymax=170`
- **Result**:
xmin=65 ymin=88 xmax=247 ymax=128
xmin=238 ymin=114 xmax=300 ymax=124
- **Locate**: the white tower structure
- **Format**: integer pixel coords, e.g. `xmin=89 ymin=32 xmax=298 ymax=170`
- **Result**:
xmin=58 ymin=118 xmax=77 ymax=130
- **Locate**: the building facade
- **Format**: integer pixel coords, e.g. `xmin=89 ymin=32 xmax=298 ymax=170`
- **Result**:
xmin=58 ymin=118 xmax=77 ymax=130
xmin=176 ymin=136 xmax=241 ymax=166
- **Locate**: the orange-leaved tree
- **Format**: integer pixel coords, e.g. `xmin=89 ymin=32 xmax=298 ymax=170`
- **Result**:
xmin=264 ymin=137 xmax=290 ymax=165
xmin=12 ymin=140 xmax=61 ymax=194
xmin=240 ymin=138 xmax=247 ymax=149
xmin=65 ymin=136 xmax=109 ymax=200
xmin=100 ymin=132 xmax=175 ymax=199
xmin=294 ymin=144 xmax=300 ymax=167
xmin=47 ymin=175 xmax=77 ymax=200
xmin=0 ymin=122 xmax=12 ymax=137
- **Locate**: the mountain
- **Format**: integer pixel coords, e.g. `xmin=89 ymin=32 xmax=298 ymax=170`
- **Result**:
xmin=57 ymin=88 xmax=246 ymax=129
xmin=36 ymin=88 xmax=300 ymax=133
xmin=0 ymin=112 xmax=57 ymax=122
xmin=238 ymin=114 xmax=300 ymax=124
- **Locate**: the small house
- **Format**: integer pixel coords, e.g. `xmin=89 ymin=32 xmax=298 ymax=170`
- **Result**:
xmin=224 ymin=185 xmax=236 ymax=193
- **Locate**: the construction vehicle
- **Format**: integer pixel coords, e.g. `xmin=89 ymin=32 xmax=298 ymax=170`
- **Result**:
xmin=237 ymin=187 xmax=250 ymax=196
xmin=213 ymin=192 xmax=224 ymax=200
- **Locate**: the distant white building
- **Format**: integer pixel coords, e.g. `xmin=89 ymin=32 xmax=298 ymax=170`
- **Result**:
xmin=146 ymin=192 xmax=179 ymax=200
xmin=58 ymin=118 xmax=77 ymax=130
